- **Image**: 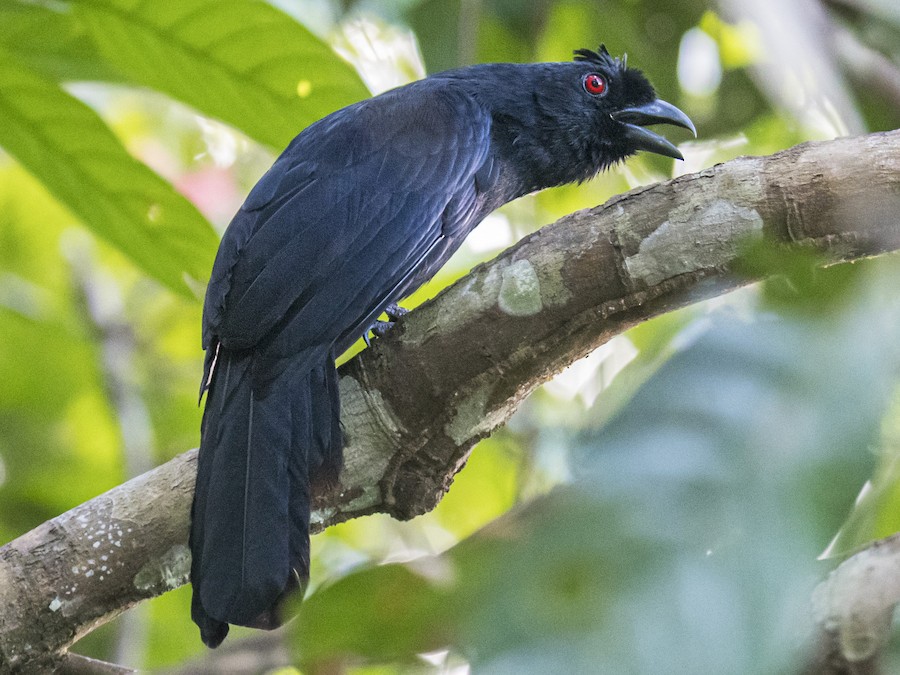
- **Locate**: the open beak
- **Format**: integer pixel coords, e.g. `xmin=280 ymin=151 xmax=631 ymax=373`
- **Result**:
xmin=612 ymin=99 xmax=696 ymax=161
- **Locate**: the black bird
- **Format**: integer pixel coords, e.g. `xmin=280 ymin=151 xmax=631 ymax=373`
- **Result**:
xmin=190 ymin=45 xmax=695 ymax=647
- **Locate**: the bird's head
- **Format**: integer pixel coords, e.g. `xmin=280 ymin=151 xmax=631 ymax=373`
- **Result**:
xmin=463 ymin=45 xmax=695 ymax=194
xmin=570 ymin=45 xmax=695 ymax=163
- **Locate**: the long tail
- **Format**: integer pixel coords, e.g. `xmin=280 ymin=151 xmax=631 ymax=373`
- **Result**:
xmin=190 ymin=344 xmax=342 ymax=648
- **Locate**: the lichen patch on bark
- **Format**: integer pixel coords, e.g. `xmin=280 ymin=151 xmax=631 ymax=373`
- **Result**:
xmin=624 ymin=199 xmax=764 ymax=286
xmin=444 ymin=380 xmax=516 ymax=446
xmin=533 ymin=248 xmax=573 ymax=308
xmin=133 ymin=544 xmax=190 ymax=592
xmin=445 ymin=382 xmax=492 ymax=445
xmin=498 ymin=259 xmax=542 ymax=316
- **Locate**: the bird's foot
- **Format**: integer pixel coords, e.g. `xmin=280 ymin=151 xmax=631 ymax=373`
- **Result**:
xmin=384 ymin=303 xmax=410 ymax=321
xmin=363 ymin=304 xmax=409 ymax=346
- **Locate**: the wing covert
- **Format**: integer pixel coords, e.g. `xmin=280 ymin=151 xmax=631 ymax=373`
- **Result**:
xmin=203 ymin=80 xmax=493 ymax=355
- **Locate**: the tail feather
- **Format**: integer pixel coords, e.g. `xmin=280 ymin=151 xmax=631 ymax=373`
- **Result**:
xmin=284 ymin=358 xmax=343 ymax=604
xmin=190 ymin=406 xmax=228 ymax=646
xmin=191 ymin=346 xmax=341 ymax=647
xmin=310 ymin=352 xmax=344 ymax=487
xmin=287 ymin=375 xmax=312 ymax=602
xmin=202 ymin=357 xmax=291 ymax=625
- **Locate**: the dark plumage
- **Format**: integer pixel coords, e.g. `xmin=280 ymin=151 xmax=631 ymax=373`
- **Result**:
xmin=190 ymin=45 xmax=695 ymax=647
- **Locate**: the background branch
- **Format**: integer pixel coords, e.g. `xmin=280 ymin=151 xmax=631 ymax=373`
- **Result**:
xmin=805 ymin=533 xmax=900 ymax=674
xmin=1 ymin=130 xmax=898 ymax=671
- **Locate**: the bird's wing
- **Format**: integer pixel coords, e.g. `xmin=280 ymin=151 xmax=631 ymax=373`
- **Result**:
xmin=202 ymin=81 xmax=492 ymax=356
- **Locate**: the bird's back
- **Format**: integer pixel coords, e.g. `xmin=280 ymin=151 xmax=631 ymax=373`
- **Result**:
xmin=202 ymin=79 xmax=495 ymax=362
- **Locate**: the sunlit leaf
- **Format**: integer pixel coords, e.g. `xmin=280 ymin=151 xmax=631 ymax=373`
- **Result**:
xmin=73 ymin=0 xmax=369 ymax=149
xmin=0 ymin=1 xmax=120 ymax=83
xmin=0 ymin=308 xmax=98 ymax=413
xmin=822 ymin=461 xmax=900 ymax=559
xmin=295 ymin=564 xmax=454 ymax=664
xmin=0 ymin=306 xmax=125 ymax=528
xmin=0 ymin=48 xmax=218 ymax=297
xmin=429 ymin=432 xmax=522 ymax=538
xmin=823 ymin=392 xmax=900 ymax=558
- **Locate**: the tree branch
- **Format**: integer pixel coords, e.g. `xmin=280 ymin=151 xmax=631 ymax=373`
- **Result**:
xmin=805 ymin=533 xmax=900 ymax=674
xmin=1 ymin=130 xmax=899 ymax=671
xmin=57 ymin=653 xmax=136 ymax=675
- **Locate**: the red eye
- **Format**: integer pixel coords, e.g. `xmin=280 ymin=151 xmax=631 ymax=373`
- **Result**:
xmin=583 ymin=73 xmax=607 ymax=96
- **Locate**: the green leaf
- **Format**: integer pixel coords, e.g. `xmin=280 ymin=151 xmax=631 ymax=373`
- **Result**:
xmin=0 ymin=48 xmax=218 ymax=297
xmin=0 ymin=308 xmax=99 ymax=413
xmin=821 ymin=391 xmax=900 ymax=558
xmin=73 ymin=0 xmax=369 ymax=149
xmin=822 ymin=452 xmax=900 ymax=559
xmin=0 ymin=1 xmax=121 ymax=83
xmin=294 ymin=564 xmax=454 ymax=664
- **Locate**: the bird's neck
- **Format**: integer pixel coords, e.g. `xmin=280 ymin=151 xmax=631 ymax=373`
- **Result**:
xmin=490 ymin=116 xmax=603 ymax=199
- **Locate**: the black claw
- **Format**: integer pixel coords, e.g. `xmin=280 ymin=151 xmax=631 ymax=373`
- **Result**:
xmin=364 ymin=304 xmax=408 ymax=345
xmin=370 ymin=320 xmax=396 ymax=340
xmin=384 ymin=303 xmax=409 ymax=321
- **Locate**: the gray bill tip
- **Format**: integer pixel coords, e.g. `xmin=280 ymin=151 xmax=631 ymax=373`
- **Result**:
xmin=621 ymin=123 xmax=685 ymax=160
xmin=613 ymin=98 xmax=696 ymax=160
xmin=613 ymin=99 xmax=696 ymax=137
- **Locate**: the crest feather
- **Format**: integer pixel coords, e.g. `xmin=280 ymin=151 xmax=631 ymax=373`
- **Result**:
xmin=573 ymin=44 xmax=626 ymax=71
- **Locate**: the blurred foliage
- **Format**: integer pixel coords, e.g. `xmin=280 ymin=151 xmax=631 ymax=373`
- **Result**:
xmin=0 ymin=48 xmax=218 ymax=297
xmin=0 ymin=0 xmax=898 ymax=671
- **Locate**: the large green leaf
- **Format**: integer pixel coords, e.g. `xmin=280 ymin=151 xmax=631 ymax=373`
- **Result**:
xmin=0 ymin=49 xmax=218 ymax=297
xmin=73 ymin=0 xmax=369 ymax=149
xmin=0 ymin=1 xmax=121 ymax=83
